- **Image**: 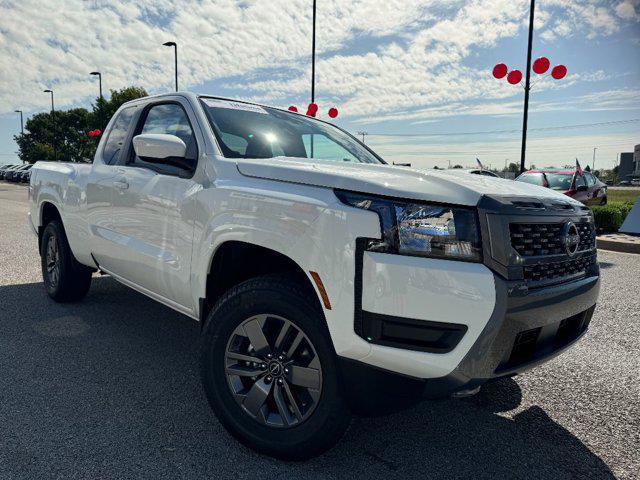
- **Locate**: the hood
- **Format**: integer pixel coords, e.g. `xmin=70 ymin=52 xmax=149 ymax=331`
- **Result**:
xmin=236 ymin=157 xmax=582 ymax=207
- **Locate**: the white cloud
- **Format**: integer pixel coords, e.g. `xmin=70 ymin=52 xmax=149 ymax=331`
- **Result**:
xmin=615 ymin=0 xmax=640 ymax=20
xmin=0 ymin=0 xmax=636 ymax=126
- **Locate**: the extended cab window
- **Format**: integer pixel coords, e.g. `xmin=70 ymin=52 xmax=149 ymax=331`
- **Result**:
xmin=102 ymin=107 xmax=136 ymax=165
xmin=200 ymin=97 xmax=382 ymax=164
xmin=132 ymin=103 xmax=198 ymax=175
xmin=585 ymin=172 xmax=596 ymax=187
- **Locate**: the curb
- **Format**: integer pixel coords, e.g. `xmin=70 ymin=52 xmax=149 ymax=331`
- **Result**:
xmin=597 ymin=234 xmax=640 ymax=254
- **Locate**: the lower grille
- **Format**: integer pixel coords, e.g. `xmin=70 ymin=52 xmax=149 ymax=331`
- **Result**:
xmin=523 ymin=253 xmax=597 ymax=283
xmin=496 ymin=307 xmax=594 ymax=374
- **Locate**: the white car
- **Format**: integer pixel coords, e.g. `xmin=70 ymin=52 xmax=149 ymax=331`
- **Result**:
xmin=28 ymin=93 xmax=600 ymax=459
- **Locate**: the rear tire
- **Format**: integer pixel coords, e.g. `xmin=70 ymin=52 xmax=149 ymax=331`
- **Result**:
xmin=200 ymin=274 xmax=351 ymax=460
xmin=40 ymin=220 xmax=92 ymax=302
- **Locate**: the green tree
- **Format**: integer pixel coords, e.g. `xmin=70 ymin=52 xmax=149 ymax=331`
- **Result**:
xmin=14 ymin=86 xmax=148 ymax=164
xmin=503 ymin=162 xmax=520 ymax=173
xmin=452 ymin=164 xmax=463 ymax=169
xmin=93 ymin=86 xmax=148 ymax=131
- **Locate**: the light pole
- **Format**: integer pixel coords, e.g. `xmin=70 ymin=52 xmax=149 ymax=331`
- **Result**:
xmin=163 ymin=41 xmax=178 ymax=91
xmin=520 ymin=0 xmax=535 ymax=175
xmin=44 ymin=89 xmax=56 ymax=162
xmin=357 ymin=131 xmax=368 ymax=144
xmin=90 ymin=71 xmax=103 ymax=99
xmin=592 ymin=147 xmax=597 ymax=171
xmin=14 ymin=110 xmax=23 ymax=134
xmin=492 ymin=0 xmax=566 ymax=175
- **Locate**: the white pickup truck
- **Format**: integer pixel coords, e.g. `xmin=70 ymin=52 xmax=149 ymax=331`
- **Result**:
xmin=29 ymin=93 xmax=600 ymax=459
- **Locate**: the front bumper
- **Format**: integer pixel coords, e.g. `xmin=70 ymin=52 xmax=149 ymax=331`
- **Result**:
xmin=339 ymin=271 xmax=600 ymax=401
xmin=421 ymin=272 xmax=599 ymax=398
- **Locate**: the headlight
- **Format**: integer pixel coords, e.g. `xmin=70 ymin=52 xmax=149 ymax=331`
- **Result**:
xmin=335 ymin=190 xmax=482 ymax=262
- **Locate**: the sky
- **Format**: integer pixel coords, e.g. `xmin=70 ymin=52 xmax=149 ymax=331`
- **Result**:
xmin=0 ymin=0 xmax=639 ymax=169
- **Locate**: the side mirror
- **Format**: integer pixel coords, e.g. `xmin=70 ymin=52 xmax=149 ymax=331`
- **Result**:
xmin=133 ymin=133 xmax=187 ymax=162
xmin=576 ymin=185 xmax=588 ymax=192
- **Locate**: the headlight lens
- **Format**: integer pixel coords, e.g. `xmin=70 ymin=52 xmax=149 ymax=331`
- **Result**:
xmin=336 ymin=190 xmax=482 ymax=262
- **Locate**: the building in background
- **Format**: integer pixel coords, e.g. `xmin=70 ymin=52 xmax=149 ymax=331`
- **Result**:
xmin=619 ymin=152 xmax=635 ymax=181
xmin=635 ymin=144 xmax=640 ymax=176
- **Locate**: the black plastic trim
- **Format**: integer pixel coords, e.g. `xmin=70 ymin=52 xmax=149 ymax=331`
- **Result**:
xmin=360 ymin=311 xmax=467 ymax=353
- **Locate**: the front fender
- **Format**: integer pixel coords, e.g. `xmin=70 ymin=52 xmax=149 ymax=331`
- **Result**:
xmin=190 ymin=178 xmax=380 ymax=361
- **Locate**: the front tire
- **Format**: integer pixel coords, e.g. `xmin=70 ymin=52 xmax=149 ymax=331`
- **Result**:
xmin=40 ymin=220 xmax=92 ymax=302
xmin=200 ymin=275 xmax=351 ymax=460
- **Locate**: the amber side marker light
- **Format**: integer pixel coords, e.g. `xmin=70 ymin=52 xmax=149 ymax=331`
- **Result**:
xmin=309 ymin=271 xmax=332 ymax=310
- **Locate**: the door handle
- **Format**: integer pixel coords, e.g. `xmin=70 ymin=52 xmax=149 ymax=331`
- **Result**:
xmin=113 ymin=179 xmax=129 ymax=190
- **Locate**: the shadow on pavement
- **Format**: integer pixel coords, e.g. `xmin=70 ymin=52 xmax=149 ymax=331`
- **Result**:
xmin=0 ymin=277 xmax=614 ymax=479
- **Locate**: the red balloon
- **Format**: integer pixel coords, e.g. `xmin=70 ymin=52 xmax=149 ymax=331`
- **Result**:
xmin=328 ymin=107 xmax=338 ymax=118
xmin=88 ymin=130 xmax=95 ymax=137
xmin=532 ymin=57 xmax=550 ymax=74
xmin=507 ymin=70 xmax=523 ymax=85
xmin=306 ymin=103 xmax=318 ymax=117
xmin=95 ymin=129 xmax=101 ymax=136
xmin=492 ymin=63 xmax=508 ymax=79
xmin=288 ymin=105 xmax=298 ymax=112
xmin=551 ymin=64 xmax=567 ymax=80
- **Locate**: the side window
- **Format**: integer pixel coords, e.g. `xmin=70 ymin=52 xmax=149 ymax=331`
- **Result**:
xmin=575 ymin=174 xmax=587 ymax=188
xmin=101 ymin=107 xmax=136 ymax=165
xmin=133 ymin=103 xmax=197 ymax=175
xmin=585 ymin=172 xmax=596 ymax=186
xmin=302 ymin=134 xmax=358 ymax=162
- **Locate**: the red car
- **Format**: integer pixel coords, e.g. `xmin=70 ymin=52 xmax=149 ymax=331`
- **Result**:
xmin=516 ymin=169 xmax=607 ymax=205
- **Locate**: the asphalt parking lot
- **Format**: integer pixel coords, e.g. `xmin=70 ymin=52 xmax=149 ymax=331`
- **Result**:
xmin=0 ymin=182 xmax=638 ymax=479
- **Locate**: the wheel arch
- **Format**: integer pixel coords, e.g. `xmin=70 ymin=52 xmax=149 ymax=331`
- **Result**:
xmin=199 ymin=240 xmax=326 ymax=329
xmin=38 ymin=201 xmax=63 ymax=251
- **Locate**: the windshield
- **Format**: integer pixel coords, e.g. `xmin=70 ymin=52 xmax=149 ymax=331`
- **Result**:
xmin=200 ymin=97 xmax=383 ymax=164
xmin=517 ymin=172 xmax=573 ymax=190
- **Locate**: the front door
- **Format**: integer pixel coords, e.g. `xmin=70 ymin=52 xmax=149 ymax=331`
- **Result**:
xmin=105 ymin=100 xmax=201 ymax=311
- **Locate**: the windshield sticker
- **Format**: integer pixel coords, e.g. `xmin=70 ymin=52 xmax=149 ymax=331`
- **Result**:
xmin=202 ymin=98 xmax=268 ymax=114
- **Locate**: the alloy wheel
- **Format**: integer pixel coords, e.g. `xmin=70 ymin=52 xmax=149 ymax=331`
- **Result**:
xmin=224 ymin=314 xmax=322 ymax=428
xmin=46 ymin=234 xmax=60 ymax=288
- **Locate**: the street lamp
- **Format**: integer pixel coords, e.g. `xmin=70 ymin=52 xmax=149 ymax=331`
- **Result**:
xmin=14 ymin=110 xmax=23 ymax=134
xmin=90 ymin=71 xmax=103 ymax=99
xmin=163 ymin=41 xmax=178 ymax=92
xmin=592 ymin=147 xmax=598 ymax=171
xmin=43 ymin=89 xmax=56 ymax=161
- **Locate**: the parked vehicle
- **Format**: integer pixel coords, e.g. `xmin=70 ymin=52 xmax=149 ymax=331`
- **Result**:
xmin=28 ymin=93 xmax=601 ymax=459
xmin=516 ymin=169 xmax=607 ymax=205
xmin=16 ymin=168 xmax=33 ymax=183
xmin=0 ymin=164 xmax=20 ymax=180
xmin=442 ymin=168 xmax=501 ymax=178
xmin=6 ymin=164 xmax=31 ymax=182
xmin=11 ymin=164 xmax=32 ymax=183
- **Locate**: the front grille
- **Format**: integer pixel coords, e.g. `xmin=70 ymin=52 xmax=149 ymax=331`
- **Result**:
xmin=523 ymin=253 xmax=597 ymax=283
xmin=576 ymin=222 xmax=596 ymax=251
xmin=509 ymin=221 xmax=595 ymax=257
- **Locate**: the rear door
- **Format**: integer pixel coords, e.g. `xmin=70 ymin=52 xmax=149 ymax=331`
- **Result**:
xmin=104 ymin=99 xmax=201 ymax=311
